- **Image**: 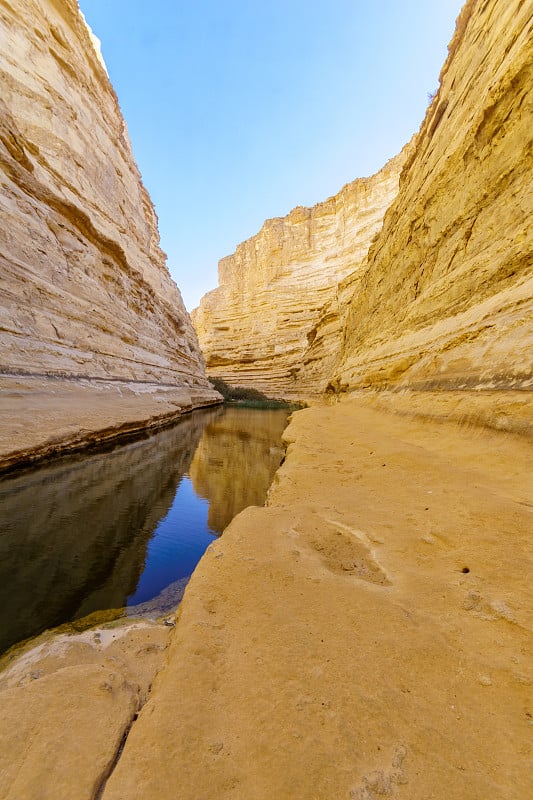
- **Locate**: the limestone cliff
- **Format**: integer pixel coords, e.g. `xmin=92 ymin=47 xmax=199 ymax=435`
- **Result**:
xmin=0 ymin=0 xmax=218 ymax=442
xmin=192 ymin=148 xmax=409 ymax=396
xmin=194 ymin=0 xmax=532 ymax=396
xmin=1 ymin=3 xmax=532 ymax=798
xmin=334 ymin=0 xmax=532 ymax=390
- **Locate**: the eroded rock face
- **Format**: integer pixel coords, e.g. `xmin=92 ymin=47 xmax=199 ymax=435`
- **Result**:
xmin=192 ymin=149 xmax=409 ymax=396
xmin=333 ymin=0 xmax=533 ymax=391
xmin=0 ymin=0 xmax=214 ymax=397
xmin=194 ymin=0 xmax=532 ymax=396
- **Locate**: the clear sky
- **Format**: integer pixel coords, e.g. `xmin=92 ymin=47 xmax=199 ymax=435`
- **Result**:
xmin=78 ymin=1 xmax=464 ymax=311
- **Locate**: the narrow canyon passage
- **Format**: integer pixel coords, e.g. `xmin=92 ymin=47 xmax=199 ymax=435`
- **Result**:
xmin=0 ymin=0 xmax=530 ymax=797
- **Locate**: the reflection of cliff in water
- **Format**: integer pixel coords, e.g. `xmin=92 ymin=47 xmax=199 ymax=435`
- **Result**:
xmin=189 ymin=407 xmax=289 ymax=533
xmin=0 ymin=408 xmax=220 ymax=654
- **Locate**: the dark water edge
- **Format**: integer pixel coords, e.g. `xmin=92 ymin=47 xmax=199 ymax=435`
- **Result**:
xmin=0 ymin=405 xmax=289 ymax=655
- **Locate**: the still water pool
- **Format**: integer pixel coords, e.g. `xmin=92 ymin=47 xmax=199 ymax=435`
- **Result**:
xmin=0 ymin=405 xmax=289 ymax=654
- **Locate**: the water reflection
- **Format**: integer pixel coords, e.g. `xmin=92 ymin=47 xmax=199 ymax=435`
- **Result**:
xmin=190 ymin=407 xmax=288 ymax=532
xmin=0 ymin=405 xmax=289 ymax=654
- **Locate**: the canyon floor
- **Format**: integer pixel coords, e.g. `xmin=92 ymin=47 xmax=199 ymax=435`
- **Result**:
xmin=1 ymin=390 xmax=531 ymax=800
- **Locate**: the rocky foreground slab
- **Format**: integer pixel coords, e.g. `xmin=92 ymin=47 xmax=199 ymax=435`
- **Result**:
xmin=0 ymin=373 xmax=219 ymax=473
xmin=1 ymin=392 xmax=531 ymax=799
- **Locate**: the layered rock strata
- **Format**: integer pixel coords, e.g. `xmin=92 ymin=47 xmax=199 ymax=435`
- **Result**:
xmin=194 ymin=0 xmax=532 ymax=395
xmin=1 ymin=1 xmax=532 ymax=798
xmin=0 ymin=373 xmax=216 ymax=473
xmin=0 ymin=0 xmax=218 ymax=468
xmin=192 ymin=148 xmax=408 ymax=396
xmin=332 ymin=0 xmax=533 ymax=390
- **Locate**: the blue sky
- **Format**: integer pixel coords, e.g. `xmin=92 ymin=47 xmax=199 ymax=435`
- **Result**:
xmin=78 ymin=1 xmax=464 ymax=310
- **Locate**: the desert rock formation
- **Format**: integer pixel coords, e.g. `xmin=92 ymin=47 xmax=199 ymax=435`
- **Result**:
xmin=0 ymin=620 xmax=173 ymax=800
xmin=192 ymin=148 xmax=409 ymax=396
xmin=334 ymin=0 xmax=533 ymax=391
xmin=194 ymin=0 xmax=532 ymax=396
xmin=1 ymin=1 xmax=532 ymax=799
xmin=100 ymin=393 xmax=533 ymax=800
xmin=0 ymin=0 xmax=219 ymax=470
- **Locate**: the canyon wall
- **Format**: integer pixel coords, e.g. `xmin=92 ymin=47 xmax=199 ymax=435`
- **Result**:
xmin=0 ymin=0 xmax=216 ymax=404
xmin=192 ymin=148 xmax=409 ymax=396
xmin=194 ymin=0 xmax=532 ymax=396
xmin=333 ymin=0 xmax=532 ymax=391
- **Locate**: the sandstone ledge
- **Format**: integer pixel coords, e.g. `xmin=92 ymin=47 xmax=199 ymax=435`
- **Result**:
xmin=1 ymin=393 xmax=531 ymax=799
xmin=0 ymin=618 xmax=174 ymax=800
xmin=0 ymin=373 xmax=221 ymax=474
xmin=99 ymin=392 xmax=532 ymax=800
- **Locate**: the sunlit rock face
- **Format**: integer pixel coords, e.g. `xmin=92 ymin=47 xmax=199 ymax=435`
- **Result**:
xmin=194 ymin=0 xmax=532 ymax=397
xmin=192 ymin=149 xmax=409 ymax=396
xmin=334 ymin=0 xmax=533 ymax=391
xmin=0 ymin=0 xmax=215 ymax=400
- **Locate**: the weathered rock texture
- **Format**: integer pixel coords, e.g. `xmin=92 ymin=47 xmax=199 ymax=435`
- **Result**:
xmin=0 ymin=620 xmax=173 ymax=800
xmin=334 ymin=0 xmax=533 ymax=390
xmin=0 ymin=0 xmax=218 ymax=468
xmin=194 ymin=0 xmax=532 ymax=395
xmin=100 ymin=394 xmax=533 ymax=800
xmin=1 ymin=1 xmax=532 ymax=799
xmin=192 ymin=148 xmax=409 ymax=396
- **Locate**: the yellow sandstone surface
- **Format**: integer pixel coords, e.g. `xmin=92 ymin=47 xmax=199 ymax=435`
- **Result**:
xmin=0 ymin=0 xmax=219 ymax=470
xmin=100 ymin=395 xmax=532 ymax=800
xmin=1 ymin=393 xmax=531 ymax=799
xmin=0 ymin=620 xmax=173 ymax=800
xmin=0 ymin=0 xmax=532 ymax=798
xmin=192 ymin=148 xmax=409 ymax=397
xmin=0 ymin=373 xmax=215 ymax=472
